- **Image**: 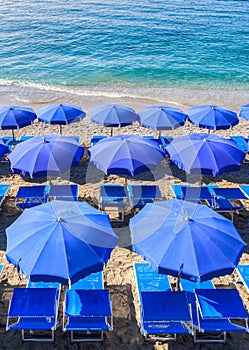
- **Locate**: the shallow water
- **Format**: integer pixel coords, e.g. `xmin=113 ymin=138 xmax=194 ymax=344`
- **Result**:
xmin=0 ymin=0 xmax=248 ymax=106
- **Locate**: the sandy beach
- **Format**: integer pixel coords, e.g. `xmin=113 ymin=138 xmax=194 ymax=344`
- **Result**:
xmin=1 ymin=88 xmax=249 ymax=350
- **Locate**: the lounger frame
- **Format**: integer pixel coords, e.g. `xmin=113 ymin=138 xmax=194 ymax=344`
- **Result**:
xmin=6 ymin=287 xmax=60 ymax=342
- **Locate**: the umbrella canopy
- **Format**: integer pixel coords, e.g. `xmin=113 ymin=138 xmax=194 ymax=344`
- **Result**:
xmin=130 ymin=199 xmax=246 ymax=282
xmin=239 ymin=104 xmax=249 ymax=121
xmin=187 ymin=105 xmax=239 ymax=130
xmin=165 ymin=133 xmax=245 ymax=176
xmin=89 ymin=134 xmax=165 ymax=177
xmin=138 ymin=105 xmax=187 ymax=133
xmin=0 ymin=138 xmax=10 ymax=158
xmin=6 ymin=200 xmax=118 ymax=284
xmin=0 ymin=105 xmax=37 ymax=139
xmin=88 ymin=104 xmax=138 ymax=136
xmin=37 ymin=104 xmax=86 ymax=135
xmin=8 ymin=134 xmax=84 ymax=178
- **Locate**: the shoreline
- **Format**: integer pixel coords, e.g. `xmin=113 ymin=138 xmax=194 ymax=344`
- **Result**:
xmin=0 ymin=83 xmax=248 ymax=112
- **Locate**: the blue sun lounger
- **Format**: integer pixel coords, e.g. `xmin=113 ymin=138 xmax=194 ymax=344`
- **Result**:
xmin=194 ymin=288 xmax=249 ymax=343
xmin=47 ymin=184 xmax=79 ymax=201
xmin=159 ymin=136 xmax=174 ymax=151
xmin=171 ymin=184 xmax=190 ymax=199
xmin=134 ymin=262 xmax=172 ymax=295
xmin=27 ymin=280 xmax=62 ymax=301
xmin=180 ymin=186 xmax=214 ymax=204
xmin=0 ymin=263 xmax=4 ymax=278
xmin=179 ymin=278 xmax=218 ymax=342
xmin=230 ymin=136 xmax=248 ymax=153
xmin=170 ymin=185 xmax=217 ymax=204
xmin=134 ymin=262 xmax=193 ymax=341
xmin=64 ymin=270 xmax=112 ymax=342
xmin=240 ymin=185 xmax=249 ymax=201
xmin=90 ymin=135 xmax=108 ymax=147
xmin=0 ymin=184 xmax=10 ymax=207
xmin=15 ymin=185 xmax=48 ymax=210
xmin=63 ymin=289 xmax=113 ymax=343
xmin=127 ymin=184 xmax=162 ymax=212
xmin=236 ymin=265 xmax=249 ymax=294
xmin=6 ymin=287 xmax=60 ymax=342
xmin=70 ymin=271 xmax=104 ymax=290
xmin=211 ymin=187 xmax=247 ymax=220
xmin=99 ymin=184 xmax=129 ymax=222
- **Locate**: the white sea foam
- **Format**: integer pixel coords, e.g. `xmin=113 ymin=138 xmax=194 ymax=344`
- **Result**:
xmin=0 ymin=79 xmax=248 ymax=112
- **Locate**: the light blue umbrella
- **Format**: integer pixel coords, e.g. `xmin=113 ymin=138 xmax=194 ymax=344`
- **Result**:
xmin=88 ymin=104 xmax=138 ymax=136
xmin=8 ymin=134 xmax=84 ymax=178
xmin=187 ymin=105 xmax=239 ymax=131
xmin=0 ymin=105 xmax=37 ymax=139
xmin=37 ymin=104 xmax=86 ymax=135
xmin=6 ymin=200 xmax=118 ymax=285
xmin=239 ymin=104 xmax=249 ymax=121
xmin=166 ymin=133 xmax=245 ymax=176
xmin=138 ymin=105 xmax=187 ymax=135
xmin=89 ymin=134 xmax=165 ymax=177
xmin=130 ymin=199 xmax=246 ymax=282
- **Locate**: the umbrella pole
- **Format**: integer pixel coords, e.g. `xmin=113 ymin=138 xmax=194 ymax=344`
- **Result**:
xmin=48 ymin=176 xmax=52 ymax=186
xmin=124 ymin=175 xmax=128 ymax=186
xmin=12 ymin=129 xmax=15 ymax=140
xmin=176 ymin=277 xmax=180 ymax=291
xmin=110 ymin=127 xmax=113 ymax=137
xmin=200 ymin=174 xmax=203 ymax=186
xmin=59 ymin=125 xmax=62 ymax=135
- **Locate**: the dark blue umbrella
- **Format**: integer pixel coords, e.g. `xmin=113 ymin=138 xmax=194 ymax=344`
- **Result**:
xmin=138 ymin=105 xmax=187 ymax=135
xmin=6 ymin=200 xmax=118 ymax=284
xmin=0 ymin=138 xmax=10 ymax=159
xmin=8 ymin=134 xmax=84 ymax=178
xmin=130 ymin=199 xmax=246 ymax=282
xmin=239 ymin=104 xmax=249 ymax=121
xmin=166 ymin=133 xmax=245 ymax=176
xmin=89 ymin=134 xmax=165 ymax=177
xmin=88 ymin=104 xmax=138 ymax=136
xmin=187 ymin=105 xmax=239 ymax=130
xmin=0 ymin=105 xmax=37 ymax=139
xmin=37 ymin=104 xmax=86 ymax=135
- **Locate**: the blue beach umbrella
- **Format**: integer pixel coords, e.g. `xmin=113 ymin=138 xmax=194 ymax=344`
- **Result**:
xmin=239 ymin=104 xmax=249 ymax=121
xmin=187 ymin=105 xmax=239 ymax=131
xmin=0 ymin=105 xmax=37 ymax=139
xmin=8 ymin=134 xmax=84 ymax=178
xmin=89 ymin=134 xmax=165 ymax=178
xmin=130 ymin=199 xmax=246 ymax=282
xmin=0 ymin=138 xmax=10 ymax=159
xmin=6 ymin=200 xmax=118 ymax=284
xmin=37 ymin=104 xmax=86 ymax=135
xmin=138 ymin=105 xmax=187 ymax=135
xmin=88 ymin=104 xmax=138 ymax=136
xmin=166 ymin=133 xmax=245 ymax=177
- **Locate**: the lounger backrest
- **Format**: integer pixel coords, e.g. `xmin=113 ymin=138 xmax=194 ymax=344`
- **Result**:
xmin=134 ymin=262 xmax=171 ymax=303
xmin=70 ymin=271 xmax=104 ymax=290
xmin=195 ymin=289 xmax=248 ymax=319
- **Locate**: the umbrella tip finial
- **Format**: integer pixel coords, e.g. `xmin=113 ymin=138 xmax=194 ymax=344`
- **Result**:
xmin=185 ymin=216 xmax=190 ymax=221
xmin=203 ymin=137 xmax=207 ymax=142
xmin=57 ymin=217 xmax=65 ymax=223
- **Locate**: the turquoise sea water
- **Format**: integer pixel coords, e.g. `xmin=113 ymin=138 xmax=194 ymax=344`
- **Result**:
xmin=0 ymin=0 xmax=249 ymax=101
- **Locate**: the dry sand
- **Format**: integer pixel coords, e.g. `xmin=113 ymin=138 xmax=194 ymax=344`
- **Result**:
xmin=0 ymin=91 xmax=249 ymax=349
